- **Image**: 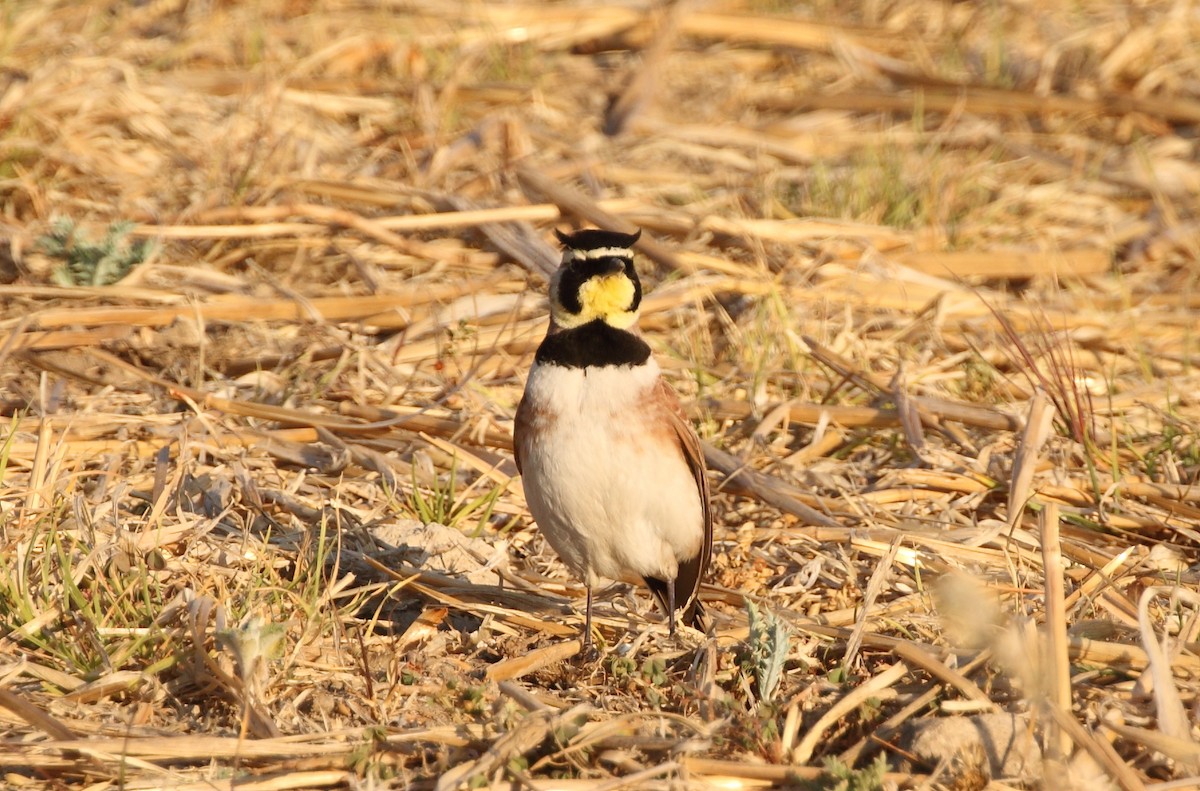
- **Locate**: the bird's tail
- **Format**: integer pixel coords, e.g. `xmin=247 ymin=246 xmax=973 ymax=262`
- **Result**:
xmin=681 ymin=596 xmax=710 ymax=633
xmin=645 ymin=565 xmax=708 ymax=634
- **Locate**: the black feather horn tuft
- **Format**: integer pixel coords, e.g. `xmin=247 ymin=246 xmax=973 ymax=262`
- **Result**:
xmin=554 ymin=228 xmax=641 ymax=251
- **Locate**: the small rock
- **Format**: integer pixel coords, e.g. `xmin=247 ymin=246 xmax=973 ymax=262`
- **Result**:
xmin=371 ymin=519 xmax=507 ymax=585
xmin=903 ymin=712 xmax=1039 ymax=781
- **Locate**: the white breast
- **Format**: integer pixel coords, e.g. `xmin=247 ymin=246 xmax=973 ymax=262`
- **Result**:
xmin=517 ymin=360 xmax=704 ymax=588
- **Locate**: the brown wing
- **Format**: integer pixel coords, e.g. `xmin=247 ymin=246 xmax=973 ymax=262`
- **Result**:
xmin=512 ymin=392 xmax=531 ymax=475
xmin=648 ymin=377 xmax=712 ymax=630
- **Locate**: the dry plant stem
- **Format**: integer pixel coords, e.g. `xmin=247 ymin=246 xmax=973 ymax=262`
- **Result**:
xmin=1069 ymin=634 xmax=1200 ymax=674
xmin=395 ymin=606 xmax=450 ymax=652
xmin=702 ymin=442 xmax=839 ymax=526
xmin=1040 ymin=502 xmax=1072 ymax=762
xmin=1106 ymin=477 xmax=1200 ymax=504
xmin=761 ymin=83 xmax=1200 ymax=125
xmin=178 ymin=771 xmax=353 ymax=791
xmin=838 ymin=650 xmax=995 ymax=766
xmin=780 ymin=701 xmax=802 ymax=757
xmin=1102 ymin=721 xmax=1200 ymax=772
xmin=515 ymin=165 xmax=687 ymax=272
xmin=191 ymin=198 xmax=641 ymax=233
xmin=28 ymin=734 xmax=376 ymax=760
xmin=433 ymin=703 xmax=593 ymax=791
xmin=0 ymin=688 xmax=76 ymax=741
xmin=803 ymin=336 xmax=1020 ymax=431
xmin=433 ymin=193 xmax=563 ymax=280
xmin=675 ymin=11 xmax=897 ymax=53
xmin=704 ymin=397 xmax=904 ymax=429
xmin=602 ymin=1 xmax=685 ymax=136
xmin=888 ymin=643 xmax=993 ymax=709
xmin=0 ymin=313 xmax=33 ymax=370
xmin=792 ymin=661 xmax=909 ymax=765
xmin=589 ymin=761 xmax=682 ymax=791
xmin=1046 ymin=706 xmax=1148 ymax=791
xmin=844 ymin=538 xmax=899 ymax=669
xmin=358 ymin=555 xmax=578 ymax=637
xmin=891 ymin=364 xmax=928 ymax=461
xmin=1009 ymin=389 xmax=1057 ymax=528
xmin=23 ymin=283 xmax=511 ymax=330
xmin=53 ymin=346 xmax=516 ymax=449
xmin=487 ymin=640 xmax=585 ymax=682
xmin=1137 ymin=586 xmax=1200 ymax=772
xmin=497 ymin=681 xmax=552 ymax=713
xmin=894 ymin=249 xmax=1111 ymax=278
xmin=682 ymin=756 xmax=925 ymax=786
xmin=0 ymin=324 xmax=130 ymax=353
xmin=197 ymin=203 xmax=420 ymax=252
xmin=1062 ymin=545 xmax=1138 ymax=614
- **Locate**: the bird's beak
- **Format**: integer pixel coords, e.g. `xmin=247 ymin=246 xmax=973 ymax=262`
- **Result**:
xmin=597 ymin=257 xmax=626 ymax=275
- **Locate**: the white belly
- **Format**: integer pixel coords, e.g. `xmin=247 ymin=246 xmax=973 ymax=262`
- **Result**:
xmin=518 ymin=361 xmax=703 ymax=588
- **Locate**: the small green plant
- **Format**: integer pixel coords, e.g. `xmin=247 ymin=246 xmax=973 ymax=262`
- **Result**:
xmin=37 ymin=217 xmax=150 ymax=286
xmin=608 ymin=654 xmax=637 ymax=682
xmin=0 ymin=413 xmax=16 ymax=487
xmin=800 ymin=145 xmax=923 ymax=228
xmin=459 ymin=684 xmax=488 ymax=715
xmin=0 ymin=510 xmax=172 ymax=677
xmin=1136 ymin=417 xmax=1200 ymax=483
xmin=822 ymin=753 xmax=890 ymax=791
xmin=745 ymin=599 xmax=790 ymax=703
xmin=216 ymin=614 xmax=288 ymax=686
xmin=347 ymin=727 xmax=396 ymax=781
xmin=724 ymin=702 xmax=784 ymax=760
xmin=640 ymin=657 xmax=668 ymax=686
xmin=480 ymin=40 xmax=536 ymax=83
xmin=405 ymin=456 xmax=501 ymax=532
xmin=217 ymin=613 xmax=289 ymax=740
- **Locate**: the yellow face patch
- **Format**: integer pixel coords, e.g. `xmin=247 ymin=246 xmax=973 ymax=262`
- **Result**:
xmin=552 ymin=272 xmax=639 ymax=329
xmin=580 ymin=273 xmax=635 ymax=319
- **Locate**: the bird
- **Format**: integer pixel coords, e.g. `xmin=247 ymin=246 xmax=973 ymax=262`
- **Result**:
xmin=513 ymin=227 xmax=711 ymax=648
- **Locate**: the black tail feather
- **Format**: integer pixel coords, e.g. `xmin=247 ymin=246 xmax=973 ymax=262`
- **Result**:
xmin=645 ymin=550 xmax=708 ymax=632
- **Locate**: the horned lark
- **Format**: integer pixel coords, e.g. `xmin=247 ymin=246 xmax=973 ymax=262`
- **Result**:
xmin=513 ymin=228 xmax=711 ymax=646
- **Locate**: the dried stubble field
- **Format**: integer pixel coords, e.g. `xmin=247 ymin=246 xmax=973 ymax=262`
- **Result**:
xmin=1 ymin=1 xmax=1200 ymax=789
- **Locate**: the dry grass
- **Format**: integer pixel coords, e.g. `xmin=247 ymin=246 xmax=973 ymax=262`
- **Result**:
xmin=1 ymin=0 xmax=1199 ymax=788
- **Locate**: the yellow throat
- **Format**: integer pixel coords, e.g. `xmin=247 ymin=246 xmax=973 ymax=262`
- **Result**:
xmin=553 ymin=272 xmax=637 ymax=329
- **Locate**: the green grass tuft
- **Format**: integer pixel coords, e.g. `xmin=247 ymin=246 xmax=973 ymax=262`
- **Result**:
xmin=37 ymin=217 xmax=151 ymax=287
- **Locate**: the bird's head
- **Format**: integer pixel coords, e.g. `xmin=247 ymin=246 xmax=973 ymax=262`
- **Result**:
xmin=549 ymin=228 xmax=643 ymax=330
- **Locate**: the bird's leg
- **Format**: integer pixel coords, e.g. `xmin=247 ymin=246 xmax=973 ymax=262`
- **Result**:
xmin=667 ymin=582 xmax=677 ymax=637
xmin=583 ymin=586 xmax=593 ymax=650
